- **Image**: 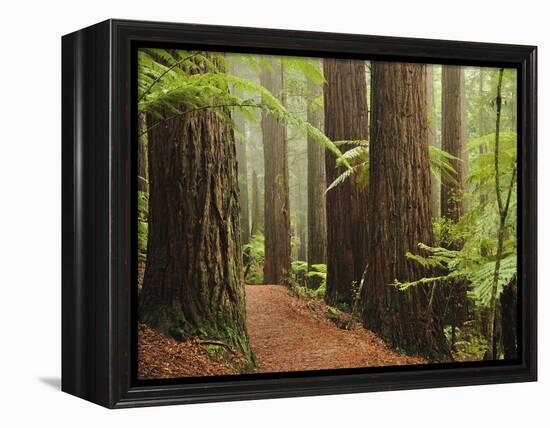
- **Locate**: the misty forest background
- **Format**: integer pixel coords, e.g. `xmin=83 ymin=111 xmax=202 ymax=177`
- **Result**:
xmin=136 ymin=49 xmax=518 ymax=378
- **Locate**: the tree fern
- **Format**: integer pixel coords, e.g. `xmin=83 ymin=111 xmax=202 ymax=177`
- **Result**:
xmin=137 ymin=48 xmax=351 ymax=169
xmin=394 ymin=241 xmax=516 ymax=307
xmin=326 ymin=142 xmax=458 ymax=193
xmin=394 ymin=80 xmax=517 ymax=311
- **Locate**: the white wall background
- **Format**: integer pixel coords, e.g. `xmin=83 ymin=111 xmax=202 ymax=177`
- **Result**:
xmin=0 ymin=0 xmax=546 ymax=425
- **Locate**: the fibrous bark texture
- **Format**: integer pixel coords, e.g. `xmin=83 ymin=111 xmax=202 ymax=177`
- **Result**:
xmin=260 ymin=57 xmax=291 ymax=285
xmin=140 ymin=99 xmax=253 ymax=361
xmin=307 ymin=79 xmax=327 ymax=288
xmin=440 ymin=65 xmax=468 ymax=345
xmin=362 ymin=61 xmax=450 ymax=361
xmin=441 ymin=65 xmax=466 ymax=221
xmin=323 ymin=58 xmax=369 ymax=306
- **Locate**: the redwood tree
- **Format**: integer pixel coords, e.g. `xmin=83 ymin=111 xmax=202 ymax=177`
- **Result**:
xmin=426 ymin=65 xmax=440 ymax=217
xmin=250 ymin=170 xmax=261 ymax=235
xmin=440 ymin=65 xmax=468 ymax=347
xmin=296 ymin=180 xmax=307 ymax=262
xmin=139 ymin=55 xmax=253 ymax=361
xmin=441 ymin=65 xmax=466 ymax=223
xmin=307 ymin=78 xmax=327 ymax=287
xmin=362 ymin=61 xmax=450 ymax=361
xmin=323 ymin=58 xmax=369 ymax=306
xmin=235 ymin=113 xmax=250 ymax=245
xmin=260 ymin=57 xmax=291 ymax=285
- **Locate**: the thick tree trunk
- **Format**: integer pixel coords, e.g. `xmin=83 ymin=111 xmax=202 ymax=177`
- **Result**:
xmin=323 ymin=58 xmax=369 ymax=306
xmin=307 ymin=80 xmax=327 ymax=288
xmin=441 ymin=65 xmax=468 ymax=347
xmin=235 ymin=113 xmax=250 ymax=245
xmin=362 ymin=61 xmax=450 ymax=361
xmin=250 ymin=170 xmax=261 ymax=235
xmin=260 ymin=57 xmax=291 ymax=285
xmin=441 ymin=65 xmax=466 ymax=222
xmin=139 ymin=66 xmax=253 ymax=361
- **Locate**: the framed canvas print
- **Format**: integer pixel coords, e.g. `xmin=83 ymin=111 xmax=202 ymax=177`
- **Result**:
xmin=61 ymin=19 xmax=537 ymax=408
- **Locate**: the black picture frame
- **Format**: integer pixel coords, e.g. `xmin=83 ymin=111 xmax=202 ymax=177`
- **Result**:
xmin=61 ymin=19 xmax=537 ymax=408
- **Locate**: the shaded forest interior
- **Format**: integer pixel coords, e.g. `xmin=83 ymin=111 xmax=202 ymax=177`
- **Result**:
xmin=136 ymin=50 xmax=518 ymax=378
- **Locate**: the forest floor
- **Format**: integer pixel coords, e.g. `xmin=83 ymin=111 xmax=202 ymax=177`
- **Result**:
xmin=246 ymin=285 xmax=424 ymax=372
xmin=137 ymin=284 xmax=424 ymax=379
xmin=137 ymin=323 xmax=249 ymax=379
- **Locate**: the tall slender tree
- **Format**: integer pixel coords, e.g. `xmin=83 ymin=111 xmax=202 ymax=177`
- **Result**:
xmin=234 ymin=113 xmax=250 ymax=245
xmin=250 ymin=170 xmax=261 ymax=235
xmin=362 ymin=61 xmax=450 ymax=361
xmin=138 ymin=113 xmax=149 ymax=193
xmin=296 ymin=179 xmax=307 ymax=262
xmin=478 ymin=68 xmax=490 ymax=209
xmin=475 ymin=68 xmax=493 ymax=341
xmin=487 ymin=68 xmax=516 ymax=360
xmin=441 ymin=65 xmax=466 ymax=223
xmin=260 ymin=57 xmax=291 ymax=285
xmin=323 ymin=58 xmax=369 ymax=306
xmin=440 ymin=65 xmax=468 ymax=348
xmin=426 ymin=65 xmax=440 ymax=217
xmin=478 ymin=68 xmax=486 ymax=137
xmin=139 ymin=54 xmax=253 ymax=362
xmin=306 ymin=78 xmax=327 ymax=287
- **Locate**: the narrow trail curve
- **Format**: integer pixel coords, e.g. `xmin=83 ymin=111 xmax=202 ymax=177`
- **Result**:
xmin=245 ymin=285 xmax=424 ymax=373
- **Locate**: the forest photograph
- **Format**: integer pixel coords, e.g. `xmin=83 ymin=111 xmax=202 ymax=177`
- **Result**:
xmin=135 ymin=48 xmax=518 ymax=380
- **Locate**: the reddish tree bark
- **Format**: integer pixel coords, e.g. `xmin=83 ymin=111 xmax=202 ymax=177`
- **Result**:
xmin=441 ymin=65 xmax=466 ymax=222
xmin=140 ymin=54 xmax=253 ymax=362
xmin=307 ymin=78 xmax=327 ymax=287
xmin=440 ymin=65 xmax=468 ymax=348
xmin=323 ymin=58 xmax=369 ymax=306
xmin=250 ymin=170 xmax=261 ymax=235
xmin=260 ymin=57 xmax=291 ymax=285
xmin=362 ymin=61 xmax=450 ymax=361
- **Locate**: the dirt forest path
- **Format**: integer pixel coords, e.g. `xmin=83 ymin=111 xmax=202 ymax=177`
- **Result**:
xmin=245 ymin=285 xmax=424 ymax=373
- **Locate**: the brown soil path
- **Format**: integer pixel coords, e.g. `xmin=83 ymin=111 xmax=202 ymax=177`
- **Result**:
xmin=245 ymin=285 xmax=424 ymax=373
